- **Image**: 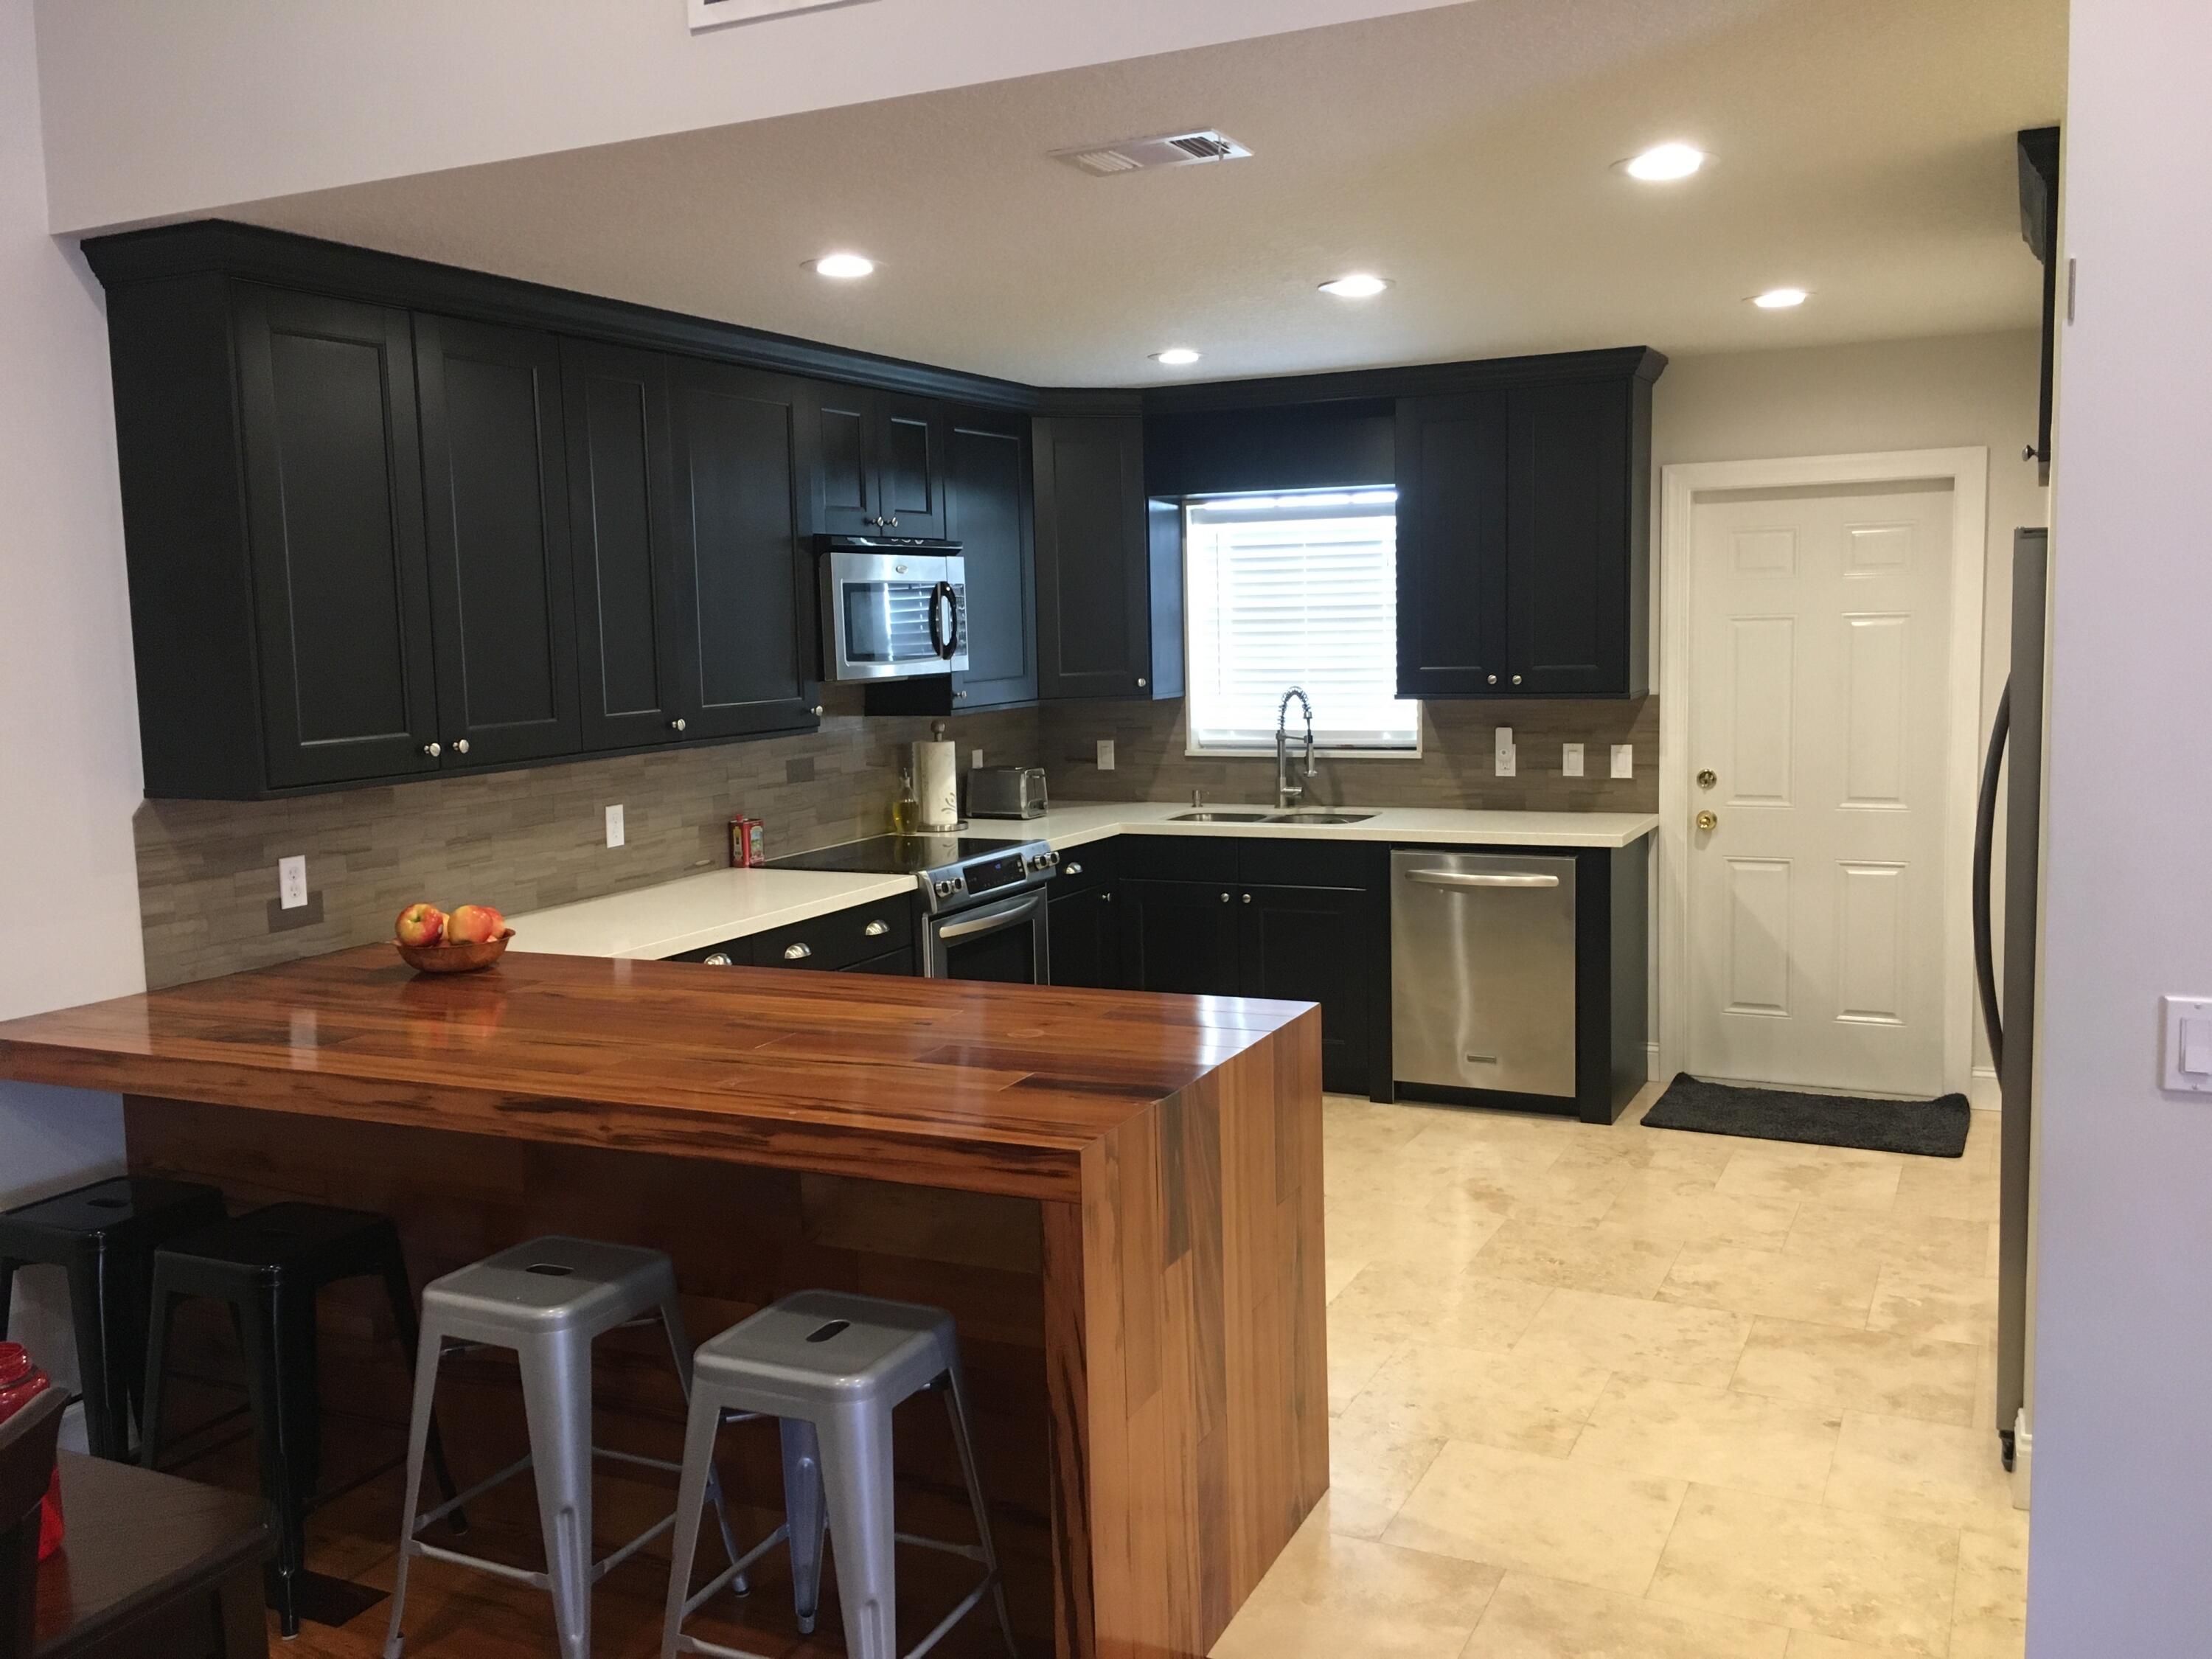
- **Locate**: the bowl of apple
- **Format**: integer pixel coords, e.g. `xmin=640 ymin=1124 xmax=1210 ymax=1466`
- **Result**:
xmin=392 ymin=902 xmax=513 ymax=973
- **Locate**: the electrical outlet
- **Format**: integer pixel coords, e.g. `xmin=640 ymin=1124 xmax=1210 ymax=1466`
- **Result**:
xmin=1494 ymin=726 xmax=1516 ymax=779
xmin=970 ymin=748 xmax=983 ymax=769
xmin=277 ymin=855 xmax=307 ymax=911
xmin=1096 ymin=739 xmax=1116 ymax=772
xmin=605 ymin=804 xmax=625 ymax=848
xmin=1562 ymin=742 xmax=1585 ymax=779
xmin=1610 ymin=744 xmax=1634 ymax=779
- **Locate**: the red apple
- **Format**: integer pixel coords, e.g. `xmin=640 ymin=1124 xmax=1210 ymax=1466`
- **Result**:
xmin=394 ymin=902 xmax=446 ymax=947
xmin=445 ymin=903 xmax=504 ymax=945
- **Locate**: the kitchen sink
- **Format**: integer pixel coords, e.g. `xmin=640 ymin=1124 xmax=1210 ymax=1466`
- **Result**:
xmin=1264 ymin=811 xmax=1377 ymax=824
xmin=1169 ymin=810 xmax=1270 ymax=823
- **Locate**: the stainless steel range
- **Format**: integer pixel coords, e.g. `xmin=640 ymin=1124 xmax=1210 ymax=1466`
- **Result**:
xmin=770 ymin=832 xmax=1059 ymax=981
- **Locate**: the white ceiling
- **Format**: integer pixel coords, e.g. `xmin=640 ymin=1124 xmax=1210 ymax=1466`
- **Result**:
xmin=218 ymin=0 xmax=2067 ymax=387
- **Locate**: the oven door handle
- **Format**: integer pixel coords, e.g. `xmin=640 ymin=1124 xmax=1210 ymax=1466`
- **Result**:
xmin=936 ymin=888 xmax=1047 ymax=941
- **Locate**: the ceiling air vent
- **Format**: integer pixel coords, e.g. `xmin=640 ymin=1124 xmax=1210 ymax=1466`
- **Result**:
xmin=1053 ymin=130 xmax=1253 ymax=177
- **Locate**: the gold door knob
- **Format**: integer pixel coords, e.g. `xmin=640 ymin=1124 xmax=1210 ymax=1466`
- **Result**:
xmin=1696 ymin=810 xmax=1719 ymax=832
xmin=1697 ymin=768 xmax=1717 ymax=790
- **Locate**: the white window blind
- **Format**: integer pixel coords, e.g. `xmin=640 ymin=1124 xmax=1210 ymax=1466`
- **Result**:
xmin=1184 ymin=490 xmax=1420 ymax=753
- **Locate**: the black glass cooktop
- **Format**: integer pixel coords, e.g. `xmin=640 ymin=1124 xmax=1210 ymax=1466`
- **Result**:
xmin=769 ymin=834 xmax=1027 ymax=876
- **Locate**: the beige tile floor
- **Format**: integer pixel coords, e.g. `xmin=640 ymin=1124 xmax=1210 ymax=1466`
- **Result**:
xmin=1213 ymin=1084 xmax=2026 ymax=1659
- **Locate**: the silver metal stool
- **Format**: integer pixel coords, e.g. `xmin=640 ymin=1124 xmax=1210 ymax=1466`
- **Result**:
xmin=659 ymin=1289 xmax=1018 ymax=1659
xmin=382 ymin=1236 xmax=745 ymax=1659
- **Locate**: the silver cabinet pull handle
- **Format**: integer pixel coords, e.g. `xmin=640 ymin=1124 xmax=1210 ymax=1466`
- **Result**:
xmin=702 ymin=953 xmax=734 ymax=967
xmin=1405 ymin=870 xmax=1561 ymax=889
xmin=783 ymin=942 xmax=813 ymax=960
xmin=1064 ymin=863 xmax=1083 ymax=877
xmin=422 ymin=742 xmax=442 ymax=757
xmin=863 ymin=919 xmax=889 ymax=937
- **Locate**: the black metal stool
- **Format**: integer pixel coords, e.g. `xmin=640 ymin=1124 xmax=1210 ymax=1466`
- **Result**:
xmin=140 ymin=1202 xmax=465 ymax=1636
xmin=0 ymin=1175 xmax=227 ymax=1461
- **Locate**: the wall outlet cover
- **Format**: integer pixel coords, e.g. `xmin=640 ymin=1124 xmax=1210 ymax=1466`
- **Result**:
xmin=278 ymin=855 xmax=307 ymax=910
xmin=1096 ymin=739 xmax=1116 ymax=771
xmin=970 ymin=748 xmax=984 ymax=769
xmin=1562 ymin=742 xmax=1585 ymax=778
xmin=1610 ymin=743 xmax=1634 ymax=779
xmin=605 ymin=804 xmax=626 ymax=848
xmin=1493 ymin=726 xmax=1516 ymax=779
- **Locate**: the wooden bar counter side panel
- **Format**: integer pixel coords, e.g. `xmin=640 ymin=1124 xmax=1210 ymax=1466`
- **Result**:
xmin=0 ymin=948 xmax=1327 ymax=1659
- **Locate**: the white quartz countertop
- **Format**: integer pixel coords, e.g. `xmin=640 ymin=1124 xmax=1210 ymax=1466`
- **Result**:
xmin=508 ymin=802 xmax=1657 ymax=960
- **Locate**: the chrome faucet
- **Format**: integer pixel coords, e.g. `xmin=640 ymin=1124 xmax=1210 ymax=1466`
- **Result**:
xmin=1276 ymin=687 xmax=1318 ymax=810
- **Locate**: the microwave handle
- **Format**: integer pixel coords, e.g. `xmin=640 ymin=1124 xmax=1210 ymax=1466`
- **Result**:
xmin=929 ymin=580 xmax=959 ymax=661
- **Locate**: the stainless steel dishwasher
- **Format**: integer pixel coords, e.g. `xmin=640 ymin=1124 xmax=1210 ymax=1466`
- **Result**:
xmin=1391 ymin=849 xmax=1577 ymax=1099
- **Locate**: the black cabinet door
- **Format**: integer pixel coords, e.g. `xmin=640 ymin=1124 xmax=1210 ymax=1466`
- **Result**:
xmin=1239 ymin=883 xmax=1373 ymax=1093
xmin=233 ymin=285 xmax=442 ymax=788
xmin=667 ymin=360 xmax=821 ymax=740
xmin=945 ymin=411 xmax=1035 ymax=709
xmin=1506 ymin=380 xmax=1634 ymax=695
xmin=814 ymin=386 xmax=877 ymax=535
xmin=876 ymin=394 xmax=947 ymax=539
xmin=1048 ymin=885 xmax=1120 ymax=989
xmin=561 ymin=340 xmax=687 ymax=751
xmin=414 ymin=315 xmax=580 ymax=767
xmin=1120 ymin=878 xmax=1242 ymax=995
xmin=1034 ymin=415 xmax=1165 ymax=700
xmin=1394 ymin=392 xmax=1510 ymax=699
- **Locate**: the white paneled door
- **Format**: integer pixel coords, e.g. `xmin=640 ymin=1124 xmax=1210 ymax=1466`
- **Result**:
xmin=1686 ymin=480 xmax=1955 ymax=1094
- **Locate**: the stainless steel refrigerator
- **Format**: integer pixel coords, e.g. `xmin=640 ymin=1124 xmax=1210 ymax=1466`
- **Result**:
xmin=1973 ymin=526 xmax=2045 ymax=1471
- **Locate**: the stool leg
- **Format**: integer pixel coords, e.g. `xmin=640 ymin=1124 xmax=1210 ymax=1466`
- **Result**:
xmin=518 ymin=1329 xmax=594 ymax=1659
xmin=943 ymin=1364 xmax=1018 ymax=1658
xmin=136 ymin=1273 xmax=179 ymax=1471
xmin=779 ymin=1417 xmax=829 ymax=1638
xmin=657 ymin=1384 xmax=726 ymax=1659
xmin=62 ymin=1248 xmax=126 ymax=1461
xmin=238 ymin=1287 xmax=310 ymax=1639
xmin=380 ymin=1314 xmax=451 ymax=1659
xmin=378 ymin=1252 xmax=465 ymax=1531
xmin=655 ymin=1290 xmax=742 ymax=1586
xmin=815 ymin=1401 xmax=899 ymax=1659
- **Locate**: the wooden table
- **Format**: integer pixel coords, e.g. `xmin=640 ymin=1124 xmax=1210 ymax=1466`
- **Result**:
xmin=0 ymin=948 xmax=1327 ymax=1659
xmin=33 ymin=1452 xmax=271 ymax=1657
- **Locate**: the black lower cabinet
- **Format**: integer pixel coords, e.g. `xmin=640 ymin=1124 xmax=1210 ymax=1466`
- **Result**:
xmin=1046 ymin=884 xmax=1120 ymax=990
xmin=1121 ymin=880 xmax=1244 ymax=997
xmin=1239 ymin=884 xmax=1374 ymax=1096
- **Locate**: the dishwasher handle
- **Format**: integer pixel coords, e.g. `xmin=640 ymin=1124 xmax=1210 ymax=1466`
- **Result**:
xmin=1405 ymin=869 xmax=1561 ymax=890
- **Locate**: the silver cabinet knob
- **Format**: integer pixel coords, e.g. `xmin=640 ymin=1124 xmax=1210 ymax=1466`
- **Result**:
xmin=1486 ymin=674 xmax=1498 ymax=686
xmin=2023 ymin=443 xmax=2040 ymax=463
xmin=1512 ymin=674 xmax=1523 ymax=686
xmin=1135 ymin=677 xmax=1148 ymax=689
xmin=703 ymin=952 xmax=734 ymax=967
xmin=863 ymin=919 xmax=890 ymax=937
xmin=422 ymin=742 xmax=441 ymax=757
xmin=1101 ymin=891 xmax=1113 ymax=904
xmin=1219 ymin=891 xmax=1231 ymax=903
xmin=783 ymin=942 xmax=812 ymax=961
xmin=452 ymin=738 xmax=470 ymax=755
xmin=887 ymin=517 xmax=899 ymax=528
xmin=953 ymin=689 xmax=967 ymax=700
xmin=1242 ymin=891 xmax=1254 ymax=905
xmin=811 ymin=705 xmax=824 ymax=717
xmin=670 ymin=717 xmax=687 ymax=732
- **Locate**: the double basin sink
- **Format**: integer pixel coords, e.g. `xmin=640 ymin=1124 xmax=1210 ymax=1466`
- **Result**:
xmin=1169 ymin=810 xmax=1375 ymax=826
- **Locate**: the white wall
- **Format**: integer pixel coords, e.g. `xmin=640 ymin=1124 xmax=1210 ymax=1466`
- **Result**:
xmin=0 ymin=0 xmax=142 ymax=1385
xmin=2028 ymin=2 xmax=2212 ymax=1650
xmin=31 ymin=0 xmax=1466 ymax=234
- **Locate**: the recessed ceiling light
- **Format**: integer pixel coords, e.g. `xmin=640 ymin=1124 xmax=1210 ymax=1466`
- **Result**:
xmin=1319 ymin=274 xmax=1391 ymax=299
xmin=810 ymin=252 xmax=876 ymax=280
xmin=1621 ymin=142 xmax=1707 ymax=182
xmin=1751 ymin=287 xmax=1809 ymax=309
xmin=1152 ymin=347 xmax=1202 ymax=366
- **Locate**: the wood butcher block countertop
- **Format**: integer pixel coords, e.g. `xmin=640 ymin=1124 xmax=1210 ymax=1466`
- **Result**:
xmin=0 ymin=945 xmax=1310 ymax=1201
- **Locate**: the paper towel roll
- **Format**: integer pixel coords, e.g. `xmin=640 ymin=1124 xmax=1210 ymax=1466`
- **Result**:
xmin=912 ymin=738 xmax=959 ymax=832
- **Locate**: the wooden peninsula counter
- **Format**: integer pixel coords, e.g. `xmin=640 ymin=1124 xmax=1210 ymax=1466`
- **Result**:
xmin=0 ymin=947 xmax=1327 ymax=1659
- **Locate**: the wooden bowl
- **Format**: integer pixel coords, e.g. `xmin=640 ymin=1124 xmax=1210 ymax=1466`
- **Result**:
xmin=394 ymin=929 xmax=515 ymax=974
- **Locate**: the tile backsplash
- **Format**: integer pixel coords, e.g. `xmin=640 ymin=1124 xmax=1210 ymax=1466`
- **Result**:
xmin=135 ymin=700 xmax=1040 ymax=989
xmin=1037 ymin=697 xmax=1658 ymax=814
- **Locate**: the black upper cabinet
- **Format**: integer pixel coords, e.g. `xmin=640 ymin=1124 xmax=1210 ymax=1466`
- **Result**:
xmin=234 ymin=286 xmax=445 ymax=790
xmin=813 ymin=387 xmax=947 ymax=538
xmin=414 ymin=316 xmax=581 ymax=767
xmin=666 ymin=358 xmax=821 ymax=740
xmin=1396 ymin=350 xmax=1658 ymax=700
xmin=2017 ymin=125 xmax=2060 ymax=485
xmin=1033 ymin=415 xmax=1181 ymax=701
xmin=561 ymin=340 xmax=687 ymax=751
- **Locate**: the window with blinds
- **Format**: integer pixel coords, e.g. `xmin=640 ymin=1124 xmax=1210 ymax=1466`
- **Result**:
xmin=1183 ymin=490 xmax=1420 ymax=754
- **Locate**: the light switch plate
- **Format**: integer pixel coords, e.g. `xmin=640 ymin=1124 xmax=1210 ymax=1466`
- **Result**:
xmin=1096 ymin=739 xmax=1116 ymax=772
xmin=2162 ymin=995 xmax=2212 ymax=1091
xmin=1610 ymin=743 xmax=1634 ymax=779
xmin=605 ymin=804 xmax=625 ymax=848
xmin=1562 ymin=742 xmax=1585 ymax=779
xmin=970 ymin=748 xmax=984 ymax=769
xmin=1494 ymin=726 xmax=1516 ymax=779
xmin=277 ymin=855 xmax=307 ymax=911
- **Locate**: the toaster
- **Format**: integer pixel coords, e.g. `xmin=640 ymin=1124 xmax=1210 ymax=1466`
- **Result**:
xmin=966 ymin=765 xmax=1048 ymax=819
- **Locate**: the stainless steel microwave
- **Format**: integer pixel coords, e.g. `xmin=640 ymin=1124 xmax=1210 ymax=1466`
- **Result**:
xmin=818 ymin=537 xmax=968 ymax=683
